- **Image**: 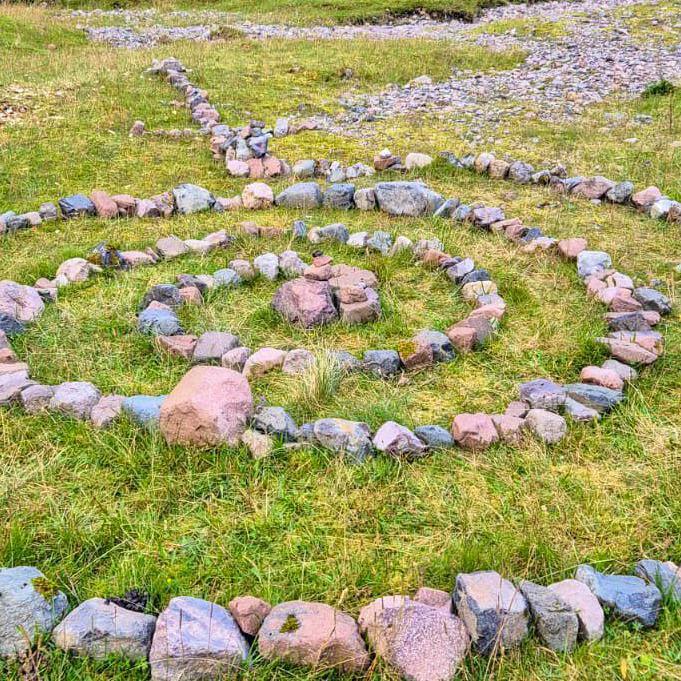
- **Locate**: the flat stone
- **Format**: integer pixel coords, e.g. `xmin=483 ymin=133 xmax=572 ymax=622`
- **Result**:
xmin=149 ymin=596 xmax=249 ymax=681
xmin=0 ymin=566 xmax=68 ymax=657
xmin=557 ymin=238 xmax=588 ymax=259
xmin=577 ymin=251 xmax=612 ymax=279
xmin=229 ymin=596 xmax=272 ymax=637
xmin=156 ymin=235 xmax=190 ymax=259
xmin=242 ymin=348 xmax=287 ymax=379
xmin=596 ymin=337 xmax=658 ymax=365
xmin=405 ymin=152 xmax=433 ymax=169
xmin=575 ymin=565 xmax=661 ymax=627
xmin=519 ymin=378 xmax=565 ymax=411
xmin=138 ymin=307 xmax=183 ymax=336
xmin=242 ymin=182 xmax=274 ymax=210
xmin=308 ymin=223 xmax=349 ymax=244
xmin=633 ymin=287 xmax=672 ymax=315
xmin=156 ymin=334 xmax=198 ymax=359
xmin=451 ymin=413 xmax=498 ymax=451
xmin=160 ymin=366 xmax=253 ymax=447
xmin=221 ymin=346 xmax=252 ymax=372
xmin=323 ymin=183 xmax=355 ymax=210
xmin=580 ymin=366 xmax=624 ymax=390
xmin=631 ymin=186 xmax=662 ymax=210
xmin=358 ymin=596 xmax=411 ymax=636
xmin=312 ymin=418 xmax=373 ymax=463
xmin=241 ymin=428 xmax=274 ymax=459
xmin=519 ymin=581 xmax=578 ymax=652
xmin=275 ymin=182 xmax=322 ymax=209
xmin=258 ymin=601 xmax=369 ymax=673
xmin=373 ymin=421 xmax=427 ymax=459
xmin=192 ymin=332 xmax=240 ymax=364
xmin=53 ymin=597 xmax=156 ymax=660
xmin=548 ymin=579 xmax=604 ymax=642
xmin=340 ymin=287 xmax=381 ymax=324
xmin=0 ymin=370 xmax=34 ymax=405
xmin=374 ymin=181 xmax=444 ymax=217
xmin=572 ymin=176 xmax=614 ymax=200
xmin=414 ymin=424 xmax=455 ymax=449
xmin=564 ymin=397 xmax=600 ymax=422
xmin=602 ymin=359 xmax=638 ymax=383
xmin=563 ymin=383 xmax=624 ymax=413
xmin=453 ymin=570 xmax=529 ymax=655
xmin=252 ymin=406 xmax=298 ymax=441
xmin=491 ymin=414 xmax=526 ymax=444
xmin=58 ymin=194 xmax=96 ymax=219
xmin=50 ymin=381 xmax=101 ymax=420
xmin=90 ymin=394 xmax=125 ymax=428
xmin=525 ymin=409 xmax=567 ymax=444
xmin=413 ymin=587 xmax=452 ymax=613
xmin=461 ymin=280 xmax=498 ymax=302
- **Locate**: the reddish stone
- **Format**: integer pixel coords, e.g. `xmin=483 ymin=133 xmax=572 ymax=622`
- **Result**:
xmin=159 ymin=366 xmax=253 ymax=446
xmin=246 ymin=158 xmax=265 ymax=179
xmin=632 ymin=186 xmax=662 ymax=210
xmin=90 ymin=190 xmax=119 ymax=219
xmin=571 ymin=176 xmax=614 ymax=200
xmin=178 ymin=286 xmax=203 ymax=306
xmin=451 ymin=413 xmax=499 ymax=450
xmin=596 ymin=337 xmax=658 ymax=365
xmin=156 ymin=335 xmax=198 ymax=359
xmin=446 ymin=326 xmax=476 ymax=352
xmin=229 ymin=596 xmax=272 ymax=637
xmin=273 ymin=278 xmax=338 ymax=328
xmin=491 ymin=414 xmax=526 ymax=444
xmin=580 ymin=366 xmax=624 ymax=390
xmin=263 ymin=156 xmax=284 ymax=177
xmin=557 ymin=238 xmax=588 ymax=260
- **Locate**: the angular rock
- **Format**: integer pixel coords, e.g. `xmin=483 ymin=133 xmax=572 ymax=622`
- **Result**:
xmin=58 ymin=194 xmax=96 ymax=219
xmin=313 ymin=418 xmax=373 ymax=463
xmin=363 ymin=349 xmax=402 ymax=378
xmin=374 ymin=181 xmax=443 ymax=217
xmin=564 ymin=397 xmax=600 ymax=422
xmin=453 ymin=570 xmax=529 ymax=655
xmin=20 ymin=384 xmax=54 ymax=414
xmin=275 ymin=183 xmax=322 ymax=209
xmin=241 ymin=428 xmax=274 ymax=460
xmin=491 ymin=414 xmax=526 ymax=445
xmin=221 ymin=346 xmax=251 ymax=372
xmin=53 ymin=597 xmax=156 ymax=660
xmin=149 ymin=596 xmax=249 ymax=681
xmin=282 ymin=348 xmax=315 ymax=375
xmin=414 ymin=425 xmax=455 ymax=449
xmin=156 ymin=334 xmax=198 ymax=359
xmin=606 ymin=181 xmax=634 ymax=204
xmin=242 ymin=347 xmax=287 ymax=379
xmin=308 ymin=222 xmax=349 ymax=244
xmin=242 ymin=182 xmax=274 ymax=210
xmin=575 ymin=565 xmax=661 ymax=627
xmin=577 ymin=251 xmax=612 ymax=279
xmin=564 ymin=383 xmax=624 ymax=414
xmin=156 ymin=235 xmax=190 ymax=259
xmin=451 ymin=413 xmax=499 ymax=451
xmin=90 ymin=394 xmax=125 ymax=428
xmin=90 ymin=190 xmax=119 ymax=219
xmin=323 ymin=183 xmax=355 ymax=210
xmin=632 ymin=287 xmax=672 ymax=315
xmin=635 ymin=560 xmax=681 ymax=602
xmin=273 ymin=278 xmax=338 ymax=328
xmin=596 ymin=337 xmax=658 ymax=365
xmin=252 ymin=406 xmax=298 ymax=441
xmin=159 ymin=366 xmax=253 ymax=446
xmin=413 ymin=587 xmax=452 ymax=612
xmin=138 ymin=307 xmax=182 ymax=336
xmin=519 ymin=378 xmax=565 ymax=411
xmin=229 ymin=596 xmax=272 ymax=637
xmin=557 ymin=237 xmax=588 ymax=260
xmin=0 ymin=566 xmax=68 ymax=657
xmin=354 ymin=187 xmax=376 ymax=211
xmin=519 ymin=581 xmax=578 ymax=652
xmin=0 ymin=280 xmax=45 ymax=323
xmin=548 ymin=579 xmax=604 ymax=642
xmin=173 ymin=183 xmax=214 ymax=214
xmin=373 ymin=421 xmax=427 ymax=459
xmin=525 ymin=408 xmax=567 ymax=444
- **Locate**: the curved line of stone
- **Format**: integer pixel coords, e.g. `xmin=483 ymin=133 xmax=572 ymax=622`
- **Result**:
xmin=0 ymin=172 xmax=672 ymax=457
xmin=3 ymin=556 xmax=679 ymax=675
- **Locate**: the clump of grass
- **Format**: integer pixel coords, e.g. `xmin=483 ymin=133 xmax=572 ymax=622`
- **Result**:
xmin=280 ymin=614 xmax=300 ymax=633
xmin=293 ymin=351 xmax=344 ymax=415
xmin=31 ymin=576 xmax=59 ymax=600
xmin=472 ymin=18 xmax=567 ymax=40
xmin=642 ymin=79 xmax=677 ymax=98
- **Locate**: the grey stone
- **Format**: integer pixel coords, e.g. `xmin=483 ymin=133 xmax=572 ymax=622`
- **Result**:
xmin=0 ymin=566 xmax=68 ymax=657
xmin=140 ymin=284 xmax=182 ymax=311
xmin=519 ymin=581 xmax=578 ymax=652
xmin=606 ymin=181 xmax=634 ymax=204
xmin=354 ymin=187 xmax=376 ymax=211
xmin=58 ymin=194 xmax=96 ymax=219
xmin=138 ymin=307 xmax=183 ymax=336
xmin=525 ymin=409 xmax=567 ymax=444
xmin=252 ymin=406 xmax=299 ymax=441
xmin=372 ymin=421 xmax=427 ymax=459
xmin=20 ymin=384 xmax=54 ymax=414
xmin=564 ymin=396 xmax=600 ymax=422
xmin=367 ymin=230 xmax=392 ymax=255
xmin=292 ymin=220 xmax=307 ymax=238
xmin=508 ymin=161 xmax=534 ymax=183
xmin=122 ymin=395 xmax=166 ymax=429
xmin=413 ymin=238 xmax=444 ymax=256
xmin=650 ymin=198 xmax=674 ymax=220
xmin=213 ymin=268 xmax=242 ymax=288
xmin=39 ymin=202 xmax=58 ymax=221
xmin=149 ymin=596 xmax=249 ymax=681
xmin=5 ymin=215 xmax=30 ymax=231
xmin=433 ymin=197 xmax=460 ymax=218
xmin=322 ymin=183 xmax=355 ymax=210
xmin=192 ymin=332 xmax=241 ymax=364
xmin=313 ymin=418 xmax=374 ymax=463
xmin=445 ymin=258 xmax=476 ymax=284
xmin=548 ymin=579 xmax=604 ymax=642
xmin=602 ymin=359 xmax=638 ymax=383
xmin=413 ymin=329 xmax=456 ymax=363
xmin=53 ymin=598 xmax=156 ymax=660
xmin=0 ymin=314 xmax=25 ymax=336
xmin=606 ymin=312 xmax=652 ymax=332
xmin=253 ymin=253 xmax=280 ymax=281
xmin=414 ymin=425 xmax=455 ymax=449
xmin=292 ymin=159 xmax=315 ymax=178
xmin=327 ymin=350 xmax=361 ymax=372
xmin=453 ymin=570 xmax=529 ymax=655
xmin=0 ymin=370 xmax=35 ymax=406
xmin=347 ymin=231 xmax=369 ymax=248
xmin=374 ymin=181 xmax=444 ymax=217
xmin=156 ymin=235 xmax=190 ymax=259
xmin=172 ymin=183 xmax=214 ymax=214
xmin=577 ymin=251 xmax=612 ymax=278
xmin=564 ymin=383 xmax=624 ymax=413
xmin=221 ymin=346 xmax=252 ymax=372
xmin=472 ymin=206 xmax=505 ymax=228
xmin=308 ymin=223 xmax=349 ymax=244
xmin=0 ymin=281 xmax=45 ymax=323
xmin=575 ymin=564 xmax=661 ymax=627
xmin=632 ymin=287 xmax=672 ymax=315
xmin=50 ymin=381 xmax=101 ymax=420
xmin=275 ymin=182 xmax=322 ymax=209
xmin=634 ymin=560 xmax=681 ymax=602
xmin=460 ymin=269 xmax=491 ymax=286
xmin=519 ymin=379 xmax=566 ymax=410
xmin=279 ymin=251 xmax=307 ymax=278
xmin=282 ymin=348 xmax=315 ymax=374
xmin=453 ymin=204 xmax=472 ymax=221
xmin=363 ymin=350 xmax=402 ymax=378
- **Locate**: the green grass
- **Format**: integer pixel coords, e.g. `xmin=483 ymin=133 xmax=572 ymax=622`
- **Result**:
xmin=1 ymin=3 xmax=681 ymax=680
xmin=472 ymin=17 xmax=568 ymax=39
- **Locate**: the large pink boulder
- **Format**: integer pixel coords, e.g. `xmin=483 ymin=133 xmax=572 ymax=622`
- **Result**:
xmin=159 ymin=366 xmax=253 ymax=446
xmin=272 ymin=278 xmax=338 ymax=328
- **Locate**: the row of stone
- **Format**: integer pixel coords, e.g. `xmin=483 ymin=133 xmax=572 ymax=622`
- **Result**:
xmin=3 ymin=558 xmax=679 ymax=680
xmin=435 ymin=149 xmax=681 ymax=224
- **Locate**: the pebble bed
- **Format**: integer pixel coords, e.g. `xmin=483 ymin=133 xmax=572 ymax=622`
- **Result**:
xmin=71 ymin=0 xmax=681 ymax=127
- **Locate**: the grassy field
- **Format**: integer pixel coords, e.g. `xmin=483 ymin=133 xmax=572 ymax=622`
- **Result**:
xmin=1 ymin=3 xmax=681 ymax=680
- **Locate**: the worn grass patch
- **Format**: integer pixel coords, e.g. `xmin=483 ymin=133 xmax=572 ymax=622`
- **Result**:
xmin=472 ymin=17 xmax=568 ymax=39
xmin=1 ymin=4 xmax=681 ymax=680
